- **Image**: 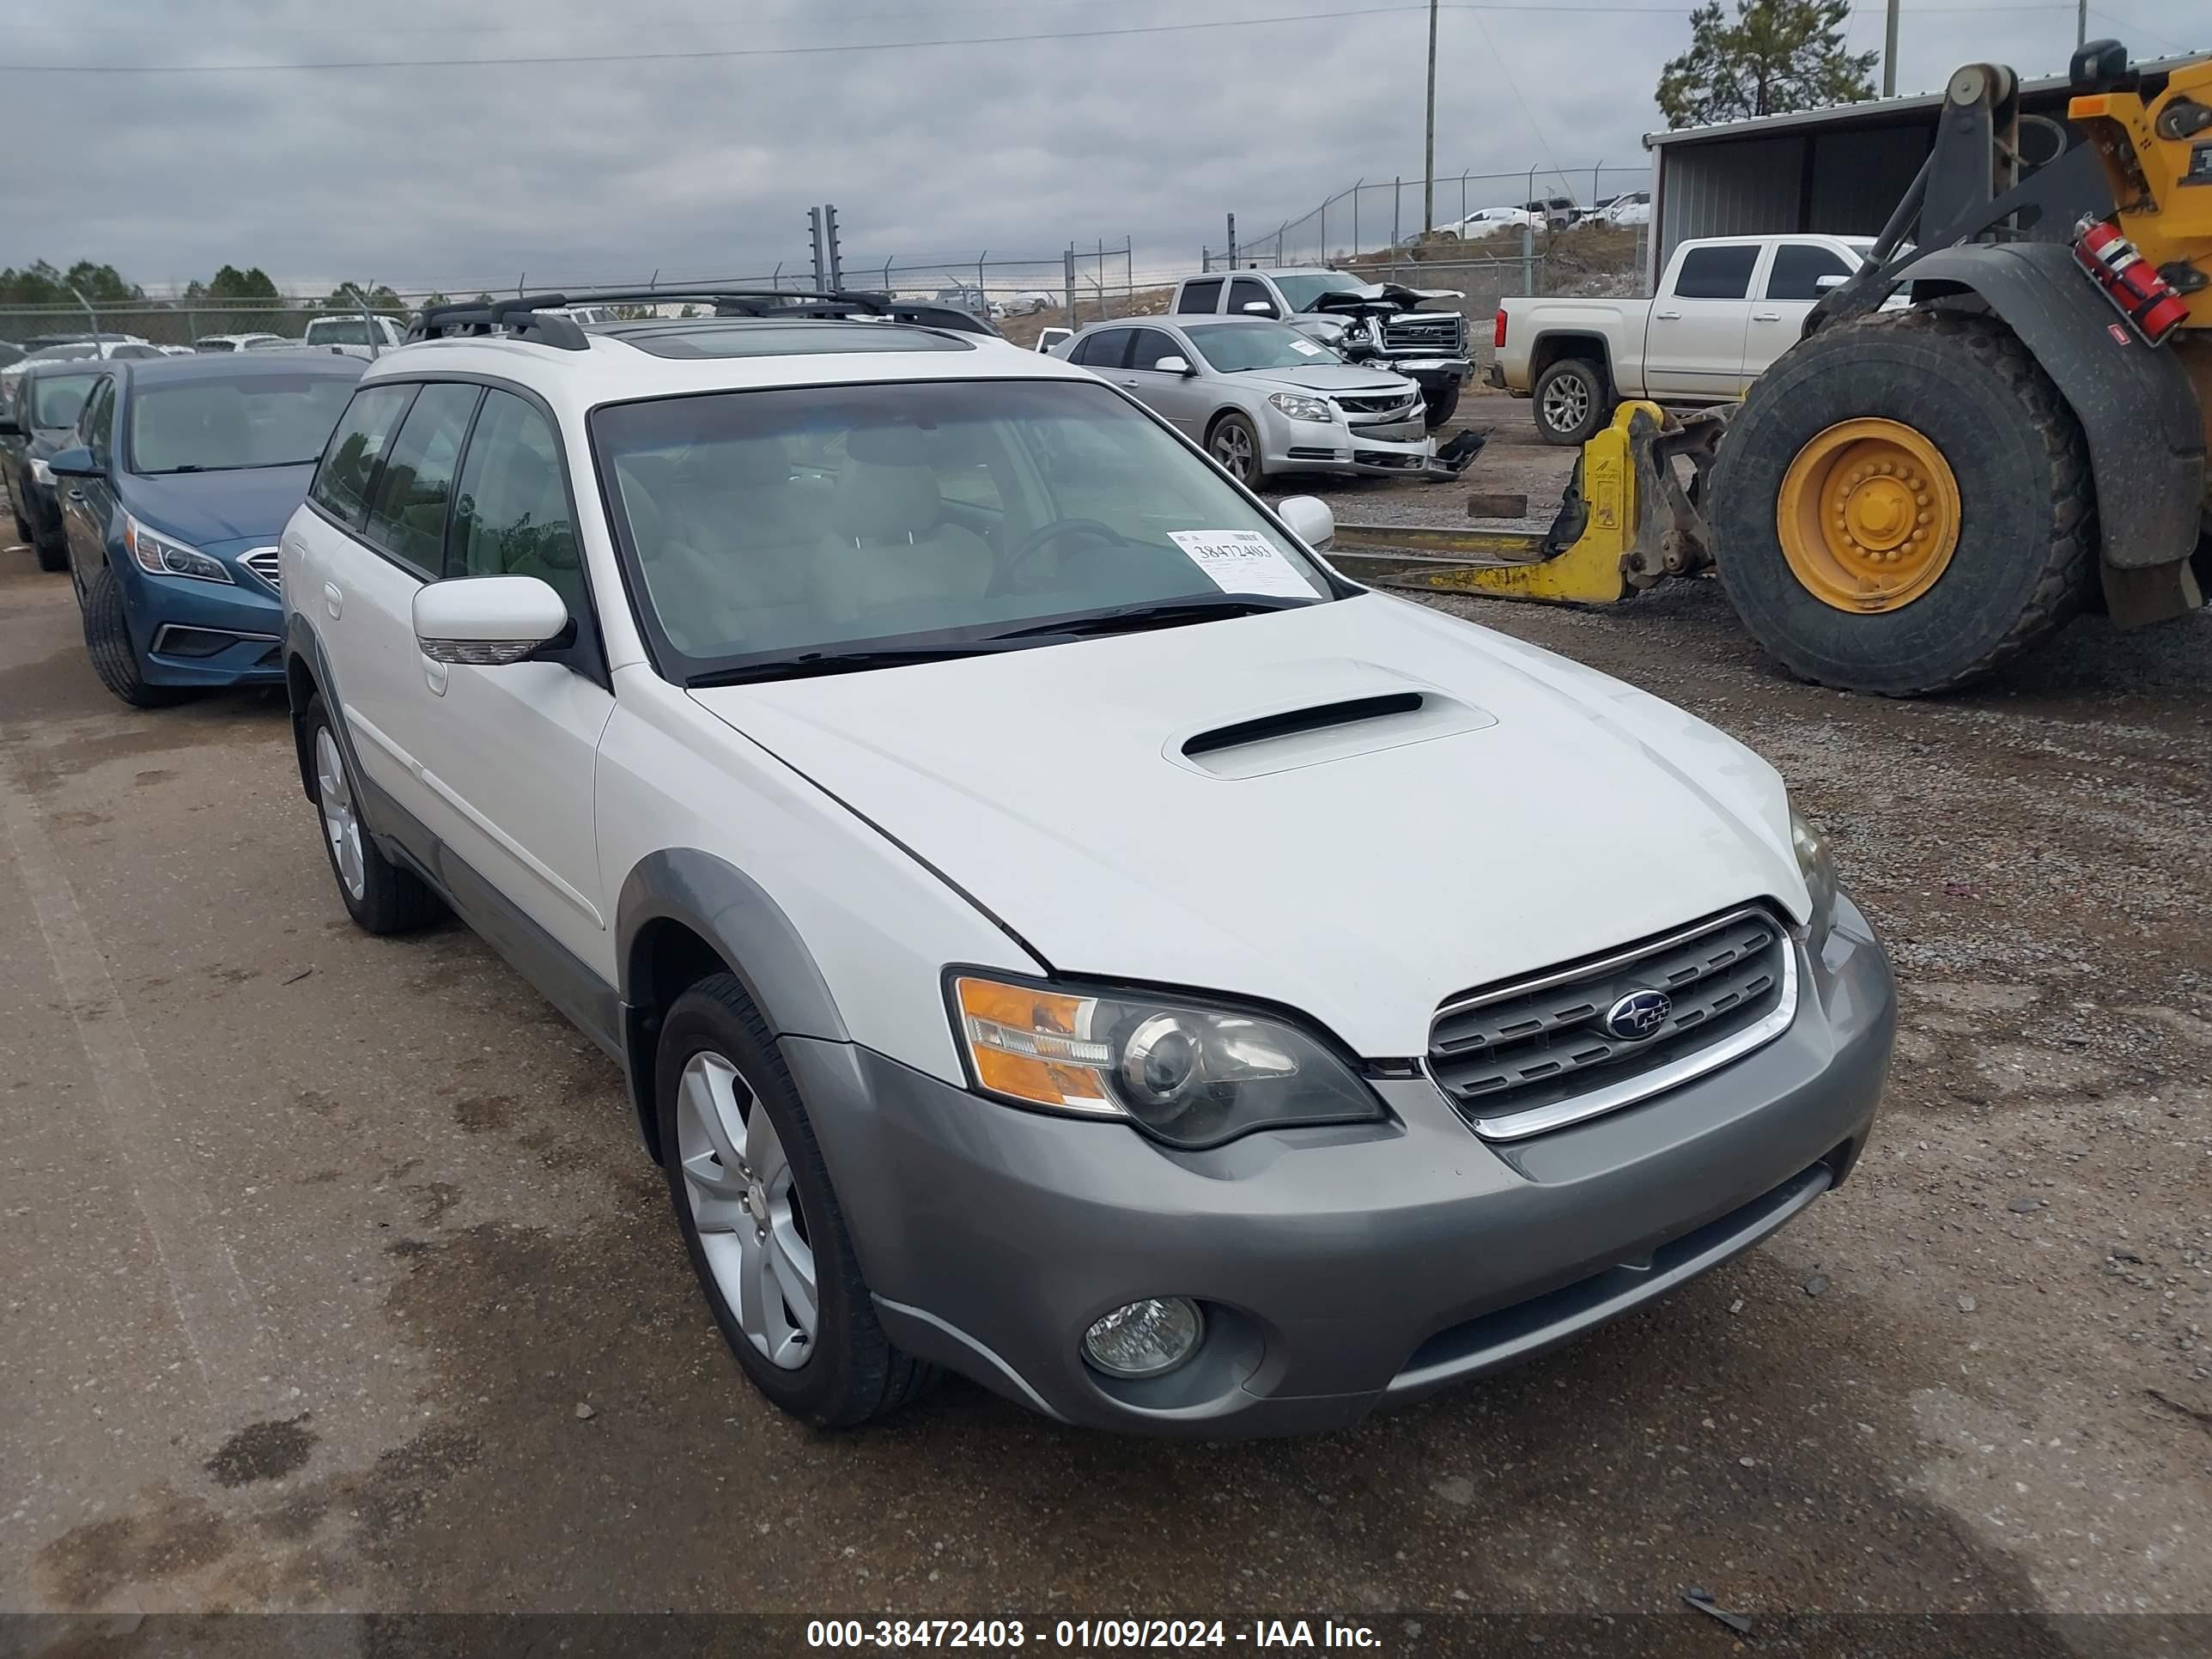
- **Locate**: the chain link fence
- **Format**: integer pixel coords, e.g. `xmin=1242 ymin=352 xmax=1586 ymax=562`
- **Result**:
xmin=0 ymin=302 xmax=399 ymax=349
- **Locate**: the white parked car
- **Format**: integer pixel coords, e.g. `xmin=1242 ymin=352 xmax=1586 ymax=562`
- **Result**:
xmin=194 ymin=332 xmax=293 ymax=353
xmin=1000 ymin=291 xmax=1057 ymax=316
xmin=278 ymin=290 xmax=1893 ymax=1435
xmin=1602 ymin=191 xmax=1652 ymax=228
xmin=1492 ymin=234 xmax=1880 ymax=443
xmin=1437 ymin=206 xmax=1542 ymax=240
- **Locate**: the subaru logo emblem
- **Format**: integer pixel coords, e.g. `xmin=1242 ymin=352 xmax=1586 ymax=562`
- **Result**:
xmin=1604 ymin=989 xmax=1671 ymax=1041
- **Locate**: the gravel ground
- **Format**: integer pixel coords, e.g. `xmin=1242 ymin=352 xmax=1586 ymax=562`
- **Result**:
xmin=2 ymin=459 xmax=2208 ymax=1658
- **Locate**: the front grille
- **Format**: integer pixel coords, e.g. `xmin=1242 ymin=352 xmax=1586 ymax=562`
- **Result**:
xmin=1382 ymin=313 xmax=1468 ymax=354
xmin=1429 ymin=906 xmax=1795 ymax=1139
xmin=240 ymin=545 xmax=282 ymax=595
xmin=1337 ymin=392 xmax=1421 ymax=416
xmin=1352 ymin=449 xmax=1425 ymax=470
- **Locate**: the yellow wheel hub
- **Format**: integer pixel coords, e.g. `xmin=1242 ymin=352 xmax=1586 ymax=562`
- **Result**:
xmin=1776 ymin=418 xmax=1961 ymax=612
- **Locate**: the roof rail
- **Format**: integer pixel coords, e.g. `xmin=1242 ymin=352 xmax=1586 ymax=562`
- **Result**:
xmin=406 ymin=286 xmax=1002 ymax=350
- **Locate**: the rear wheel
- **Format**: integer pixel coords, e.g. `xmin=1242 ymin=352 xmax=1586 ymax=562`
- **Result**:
xmin=82 ymin=566 xmax=193 ymax=708
xmin=10 ymin=495 xmax=32 ymax=546
xmin=1533 ymin=357 xmax=1607 ymax=446
xmin=33 ymin=524 xmax=67 ymax=573
xmin=1711 ymin=310 xmax=2094 ymax=696
xmin=305 ymin=695 xmax=442 ymax=933
xmin=1207 ymin=411 xmax=1261 ymax=486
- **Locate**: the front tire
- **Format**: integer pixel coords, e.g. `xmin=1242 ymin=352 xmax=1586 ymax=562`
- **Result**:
xmin=1711 ymin=310 xmax=2094 ymax=696
xmin=1207 ymin=411 xmax=1262 ymax=486
xmin=82 ymin=566 xmax=193 ymax=708
xmin=304 ymin=695 xmax=442 ymax=933
xmin=657 ymin=974 xmax=936 ymax=1427
xmin=1421 ymin=381 xmax=1462 ymax=431
xmin=1534 ymin=357 xmax=1608 ymax=446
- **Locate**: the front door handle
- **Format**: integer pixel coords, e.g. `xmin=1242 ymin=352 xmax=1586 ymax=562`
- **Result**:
xmin=1752 ymin=311 xmax=1782 ymax=321
xmin=1654 ymin=310 xmax=1682 ymax=320
xmin=323 ymin=581 xmax=343 ymax=620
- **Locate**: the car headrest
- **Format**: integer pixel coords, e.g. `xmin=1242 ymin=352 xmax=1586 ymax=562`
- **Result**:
xmin=834 ymin=447 xmax=943 ymax=545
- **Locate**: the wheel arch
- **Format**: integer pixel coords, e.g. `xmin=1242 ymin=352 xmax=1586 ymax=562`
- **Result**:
xmin=1865 ymin=243 xmax=2203 ymax=591
xmin=1528 ymin=331 xmax=1613 ymax=386
xmin=615 ymin=849 xmax=848 ymax=1164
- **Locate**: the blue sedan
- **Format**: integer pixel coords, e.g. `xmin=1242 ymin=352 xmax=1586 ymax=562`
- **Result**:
xmin=49 ymin=354 xmax=363 ymax=707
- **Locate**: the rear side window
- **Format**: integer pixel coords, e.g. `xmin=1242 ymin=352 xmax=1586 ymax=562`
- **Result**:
xmin=363 ymin=383 xmax=481 ymax=575
xmin=448 ymin=391 xmax=583 ymax=615
xmin=1673 ymin=246 xmax=1759 ymax=300
xmin=1764 ymin=243 xmax=1854 ymax=301
xmin=311 ymin=384 xmax=416 ymax=527
xmin=1070 ymin=329 xmax=1133 ymax=368
xmin=1176 ymin=278 xmax=1223 ymax=314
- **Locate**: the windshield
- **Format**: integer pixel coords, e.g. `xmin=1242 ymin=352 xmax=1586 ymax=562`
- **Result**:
xmin=1273 ymin=274 xmax=1373 ymax=313
xmin=1188 ymin=321 xmax=1341 ymax=374
xmin=594 ymin=378 xmax=1333 ymax=678
xmin=30 ymin=371 xmax=102 ymax=429
xmin=128 ymin=374 xmax=359 ymax=473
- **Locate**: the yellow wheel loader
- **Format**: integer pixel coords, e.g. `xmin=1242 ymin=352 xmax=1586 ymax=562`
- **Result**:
xmin=1333 ymin=39 xmax=2211 ymax=697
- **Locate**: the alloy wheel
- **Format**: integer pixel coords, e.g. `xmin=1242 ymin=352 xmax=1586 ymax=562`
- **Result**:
xmin=675 ymin=1050 xmax=818 ymax=1370
xmin=314 ymin=727 xmax=367 ymax=902
xmin=1211 ymin=422 xmax=1256 ymax=483
xmin=1541 ymin=374 xmax=1590 ymax=434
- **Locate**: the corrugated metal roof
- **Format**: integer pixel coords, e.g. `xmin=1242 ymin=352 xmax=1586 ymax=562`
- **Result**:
xmin=1642 ymin=49 xmax=2203 ymax=149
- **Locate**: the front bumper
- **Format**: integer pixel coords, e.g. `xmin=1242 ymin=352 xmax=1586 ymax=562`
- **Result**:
xmin=1262 ymin=410 xmax=1460 ymax=479
xmin=787 ymin=893 xmax=1895 ymax=1437
xmin=121 ymin=562 xmax=286 ymax=687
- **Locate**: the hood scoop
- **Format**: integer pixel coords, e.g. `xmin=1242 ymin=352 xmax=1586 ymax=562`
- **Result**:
xmin=1173 ymin=687 xmax=1496 ymax=780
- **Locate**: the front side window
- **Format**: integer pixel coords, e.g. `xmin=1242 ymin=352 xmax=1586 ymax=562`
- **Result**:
xmin=28 ymin=370 xmax=102 ymax=430
xmin=1227 ymin=277 xmax=1278 ymax=317
xmin=1127 ymin=330 xmax=1187 ymax=372
xmin=80 ymin=378 xmax=116 ymax=459
xmin=363 ymin=382 xmax=481 ymax=574
xmin=1765 ymin=243 xmax=1854 ymax=301
xmin=1187 ymin=321 xmax=1339 ymax=374
xmin=310 ymin=384 xmax=416 ymax=525
xmin=129 ymin=373 xmax=361 ymax=476
xmin=593 ymin=378 xmax=1334 ymax=682
xmin=449 ymin=391 xmax=583 ymax=614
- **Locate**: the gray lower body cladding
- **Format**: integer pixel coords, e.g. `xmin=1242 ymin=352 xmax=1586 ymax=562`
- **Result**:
xmin=784 ymin=892 xmax=1894 ymax=1437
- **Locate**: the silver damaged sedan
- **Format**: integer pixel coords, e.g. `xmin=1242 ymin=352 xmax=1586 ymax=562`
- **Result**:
xmin=1055 ymin=316 xmax=1479 ymax=485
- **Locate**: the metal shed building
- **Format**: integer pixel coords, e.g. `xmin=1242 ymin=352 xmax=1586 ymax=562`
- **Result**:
xmin=1640 ymin=47 xmax=2204 ymax=285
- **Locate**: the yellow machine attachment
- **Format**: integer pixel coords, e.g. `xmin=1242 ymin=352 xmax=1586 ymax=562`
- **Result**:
xmin=1326 ymin=401 xmax=1725 ymax=605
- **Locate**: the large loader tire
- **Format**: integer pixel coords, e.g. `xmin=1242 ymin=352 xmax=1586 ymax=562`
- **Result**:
xmin=1711 ymin=309 xmax=2094 ymax=696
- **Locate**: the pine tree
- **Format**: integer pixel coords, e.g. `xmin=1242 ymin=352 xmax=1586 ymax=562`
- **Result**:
xmin=1657 ymin=0 xmax=1878 ymax=128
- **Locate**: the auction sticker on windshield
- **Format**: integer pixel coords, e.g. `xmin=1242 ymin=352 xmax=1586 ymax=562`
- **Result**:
xmin=1288 ymin=338 xmax=1327 ymax=356
xmin=1168 ymin=530 xmax=1314 ymax=599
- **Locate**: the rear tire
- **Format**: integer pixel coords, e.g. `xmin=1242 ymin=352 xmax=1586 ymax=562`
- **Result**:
xmin=34 ymin=526 xmax=67 ymax=573
xmin=82 ymin=566 xmax=193 ymax=708
xmin=1711 ymin=310 xmax=2094 ymax=696
xmin=1534 ymin=357 xmax=1608 ymax=446
xmin=10 ymin=498 xmax=33 ymax=546
xmin=657 ymin=973 xmax=938 ymax=1428
xmin=304 ymin=694 xmax=442 ymax=933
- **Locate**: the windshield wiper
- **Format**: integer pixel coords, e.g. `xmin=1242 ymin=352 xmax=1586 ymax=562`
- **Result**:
xmin=685 ymin=642 xmax=1023 ymax=687
xmin=988 ymin=595 xmax=1314 ymax=641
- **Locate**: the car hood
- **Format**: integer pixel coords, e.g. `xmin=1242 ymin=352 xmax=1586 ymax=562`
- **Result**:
xmin=1228 ymin=363 xmax=1418 ymax=398
xmin=120 ymin=463 xmax=316 ymax=550
xmin=688 ymin=596 xmax=1806 ymax=1057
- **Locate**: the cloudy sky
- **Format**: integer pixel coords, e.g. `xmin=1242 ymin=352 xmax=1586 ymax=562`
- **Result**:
xmin=2 ymin=0 xmax=2199 ymax=297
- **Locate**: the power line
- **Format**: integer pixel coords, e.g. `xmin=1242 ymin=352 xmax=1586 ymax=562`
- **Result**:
xmin=0 ymin=0 xmax=2084 ymax=74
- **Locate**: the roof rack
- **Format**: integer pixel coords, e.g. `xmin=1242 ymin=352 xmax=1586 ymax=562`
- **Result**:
xmin=406 ymin=287 xmax=1001 ymax=351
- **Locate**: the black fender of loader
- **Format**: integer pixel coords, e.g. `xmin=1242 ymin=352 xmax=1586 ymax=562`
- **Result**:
xmin=1886 ymin=243 xmax=2203 ymax=581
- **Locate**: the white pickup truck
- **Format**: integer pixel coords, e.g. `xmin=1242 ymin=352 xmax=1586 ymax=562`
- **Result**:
xmin=301 ymin=313 xmax=409 ymax=358
xmin=1490 ymin=234 xmax=1875 ymax=445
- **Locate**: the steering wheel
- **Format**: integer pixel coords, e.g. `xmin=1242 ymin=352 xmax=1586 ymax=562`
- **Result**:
xmin=988 ymin=517 xmax=1127 ymax=597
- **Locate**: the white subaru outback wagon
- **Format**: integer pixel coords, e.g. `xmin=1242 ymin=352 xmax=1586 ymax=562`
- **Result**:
xmin=280 ymin=289 xmax=1893 ymax=1436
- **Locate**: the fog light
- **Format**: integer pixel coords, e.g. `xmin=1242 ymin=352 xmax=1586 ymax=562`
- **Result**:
xmin=1083 ymin=1297 xmax=1203 ymax=1378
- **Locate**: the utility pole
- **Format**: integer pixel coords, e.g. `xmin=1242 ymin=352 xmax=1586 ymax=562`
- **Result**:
xmin=2075 ymin=0 xmax=2087 ymax=46
xmin=1422 ymin=0 xmax=1439 ymax=234
xmin=1882 ymin=0 xmax=1899 ymax=95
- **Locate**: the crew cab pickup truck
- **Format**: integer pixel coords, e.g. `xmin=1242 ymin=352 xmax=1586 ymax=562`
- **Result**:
xmin=1491 ymin=234 xmax=1875 ymax=444
xmin=302 ymin=313 xmax=409 ymax=358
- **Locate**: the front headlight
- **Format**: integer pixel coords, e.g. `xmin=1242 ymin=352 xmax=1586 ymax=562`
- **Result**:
xmin=951 ymin=974 xmax=1382 ymax=1149
xmin=1791 ymin=808 xmax=1837 ymax=945
xmin=1267 ymin=391 xmax=1334 ymax=423
xmin=29 ymin=457 xmax=53 ymax=486
xmin=126 ymin=514 xmax=234 ymax=584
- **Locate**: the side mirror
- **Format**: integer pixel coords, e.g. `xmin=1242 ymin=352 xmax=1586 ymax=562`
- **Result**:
xmin=413 ymin=575 xmax=569 ymax=666
xmin=1278 ymin=495 xmax=1334 ymax=550
xmin=1155 ymin=355 xmax=1195 ymax=376
xmin=1241 ymin=301 xmax=1277 ymax=317
xmin=46 ymin=444 xmax=100 ymax=477
xmin=1814 ymin=273 xmax=1850 ymax=292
